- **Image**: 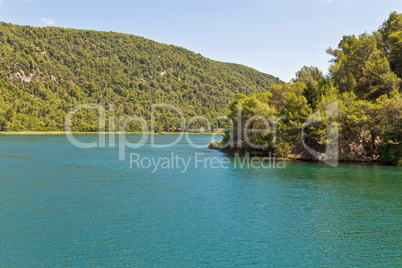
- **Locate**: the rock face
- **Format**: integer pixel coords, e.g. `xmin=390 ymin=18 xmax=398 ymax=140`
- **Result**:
xmin=208 ymin=140 xmax=220 ymax=149
xmin=14 ymin=72 xmax=35 ymax=82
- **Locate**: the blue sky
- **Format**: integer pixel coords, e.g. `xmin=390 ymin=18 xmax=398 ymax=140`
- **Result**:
xmin=1 ymin=0 xmax=401 ymax=82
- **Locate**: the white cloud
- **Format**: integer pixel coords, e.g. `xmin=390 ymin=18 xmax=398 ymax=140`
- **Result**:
xmin=42 ymin=18 xmax=55 ymax=25
xmin=0 ymin=0 xmax=2 ymax=5
xmin=318 ymin=54 xmax=326 ymax=58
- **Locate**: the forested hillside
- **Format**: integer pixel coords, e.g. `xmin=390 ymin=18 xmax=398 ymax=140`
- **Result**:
xmin=217 ymin=12 xmax=402 ymax=164
xmin=0 ymin=22 xmax=281 ymax=132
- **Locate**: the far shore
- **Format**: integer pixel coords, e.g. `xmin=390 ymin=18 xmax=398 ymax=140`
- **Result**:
xmin=0 ymin=131 xmax=224 ymax=135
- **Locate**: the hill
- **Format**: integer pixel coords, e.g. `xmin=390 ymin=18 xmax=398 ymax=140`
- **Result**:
xmin=0 ymin=22 xmax=282 ymax=132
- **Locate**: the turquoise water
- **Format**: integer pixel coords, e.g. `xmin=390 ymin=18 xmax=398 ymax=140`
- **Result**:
xmin=0 ymin=134 xmax=401 ymax=266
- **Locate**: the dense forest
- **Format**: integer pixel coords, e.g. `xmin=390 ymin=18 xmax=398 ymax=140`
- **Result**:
xmin=216 ymin=12 xmax=402 ymax=165
xmin=0 ymin=22 xmax=281 ymax=132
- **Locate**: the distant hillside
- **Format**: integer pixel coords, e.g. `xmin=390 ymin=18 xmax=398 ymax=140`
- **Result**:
xmin=0 ymin=22 xmax=282 ymax=132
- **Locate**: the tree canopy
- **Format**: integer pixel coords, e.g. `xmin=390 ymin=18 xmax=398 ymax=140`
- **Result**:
xmin=0 ymin=22 xmax=282 ymax=132
xmin=220 ymin=12 xmax=402 ymax=165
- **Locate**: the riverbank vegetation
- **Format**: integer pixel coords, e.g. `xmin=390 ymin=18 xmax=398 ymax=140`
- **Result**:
xmin=217 ymin=12 xmax=402 ymax=165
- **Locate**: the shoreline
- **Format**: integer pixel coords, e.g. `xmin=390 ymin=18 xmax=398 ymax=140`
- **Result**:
xmin=1 ymin=132 xmax=398 ymax=166
xmin=212 ymin=148 xmax=401 ymax=167
xmin=225 ymin=153 xmax=401 ymax=167
xmin=0 ymin=131 xmax=224 ymax=136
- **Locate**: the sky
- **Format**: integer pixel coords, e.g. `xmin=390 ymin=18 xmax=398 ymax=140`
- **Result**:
xmin=1 ymin=0 xmax=401 ymax=82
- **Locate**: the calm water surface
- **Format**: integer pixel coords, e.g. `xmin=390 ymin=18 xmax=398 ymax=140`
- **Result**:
xmin=0 ymin=135 xmax=401 ymax=266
